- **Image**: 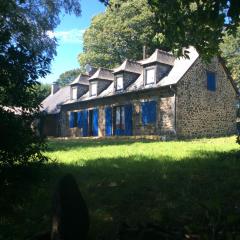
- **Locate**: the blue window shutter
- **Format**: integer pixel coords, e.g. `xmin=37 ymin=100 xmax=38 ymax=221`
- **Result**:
xmin=92 ymin=108 xmax=99 ymax=136
xmin=141 ymin=101 xmax=157 ymax=125
xmin=124 ymin=104 xmax=133 ymax=136
xmin=82 ymin=110 xmax=88 ymax=137
xmin=69 ymin=112 xmax=75 ymax=128
xmin=77 ymin=111 xmax=84 ymax=128
xmin=207 ymin=72 xmax=216 ymax=91
xmin=105 ymin=107 xmax=112 ymax=136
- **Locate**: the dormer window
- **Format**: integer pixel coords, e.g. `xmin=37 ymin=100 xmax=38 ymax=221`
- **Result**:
xmin=116 ymin=76 xmax=123 ymax=90
xmin=72 ymin=87 xmax=78 ymax=100
xmin=91 ymin=82 xmax=97 ymax=96
xmin=145 ymin=67 xmax=155 ymax=85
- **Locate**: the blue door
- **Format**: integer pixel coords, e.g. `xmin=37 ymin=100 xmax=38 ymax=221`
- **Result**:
xmin=124 ymin=104 xmax=133 ymax=136
xmin=77 ymin=111 xmax=84 ymax=128
xmin=92 ymin=108 xmax=99 ymax=136
xmin=82 ymin=110 xmax=88 ymax=137
xmin=105 ymin=107 xmax=112 ymax=136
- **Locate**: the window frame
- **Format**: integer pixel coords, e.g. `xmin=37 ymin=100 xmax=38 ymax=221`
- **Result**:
xmin=116 ymin=75 xmax=124 ymax=91
xmin=90 ymin=82 xmax=97 ymax=96
xmin=144 ymin=66 xmax=156 ymax=85
xmin=71 ymin=87 xmax=78 ymax=100
xmin=115 ymin=106 xmax=125 ymax=130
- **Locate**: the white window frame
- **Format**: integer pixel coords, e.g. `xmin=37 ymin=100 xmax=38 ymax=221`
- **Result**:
xmin=116 ymin=75 xmax=123 ymax=91
xmin=145 ymin=67 xmax=155 ymax=85
xmin=91 ymin=82 xmax=97 ymax=96
xmin=72 ymin=87 xmax=78 ymax=100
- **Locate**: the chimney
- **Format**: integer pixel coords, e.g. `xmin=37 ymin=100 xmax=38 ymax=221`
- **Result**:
xmin=143 ymin=45 xmax=146 ymax=59
xmin=51 ymin=82 xmax=59 ymax=95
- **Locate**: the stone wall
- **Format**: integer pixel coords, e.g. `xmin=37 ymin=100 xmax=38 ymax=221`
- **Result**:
xmin=41 ymin=114 xmax=59 ymax=137
xmin=60 ymin=88 xmax=175 ymax=137
xmin=176 ymin=57 xmax=237 ymax=138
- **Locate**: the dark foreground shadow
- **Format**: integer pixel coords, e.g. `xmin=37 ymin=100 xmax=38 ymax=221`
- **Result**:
xmin=1 ymin=150 xmax=240 ymax=240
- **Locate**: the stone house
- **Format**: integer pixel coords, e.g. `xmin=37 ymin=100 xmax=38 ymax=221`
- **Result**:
xmin=41 ymin=47 xmax=239 ymax=138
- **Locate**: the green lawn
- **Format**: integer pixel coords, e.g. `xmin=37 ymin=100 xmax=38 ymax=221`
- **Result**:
xmin=1 ymin=136 xmax=240 ymax=239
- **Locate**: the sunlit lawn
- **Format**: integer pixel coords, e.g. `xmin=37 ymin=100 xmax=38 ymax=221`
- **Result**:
xmin=1 ymin=136 xmax=240 ymax=239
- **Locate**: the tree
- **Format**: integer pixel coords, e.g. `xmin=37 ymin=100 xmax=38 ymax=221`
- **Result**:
xmin=101 ymin=0 xmax=240 ymax=60
xmin=35 ymin=83 xmax=51 ymax=103
xmin=220 ymin=26 xmax=240 ymax=87
xmin=0 ymin=0 xmax=81 ymax=166
xmin=78 ymin=0 xmax=159 ymax=69
xmin=56 ymin=68 xmax=83 ymax=87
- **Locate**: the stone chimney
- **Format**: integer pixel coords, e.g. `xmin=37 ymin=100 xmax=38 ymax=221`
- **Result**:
xmin=51 ymin=82 xmax=59 ymax=95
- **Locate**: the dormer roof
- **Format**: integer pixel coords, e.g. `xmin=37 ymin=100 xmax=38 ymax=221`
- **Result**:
xmin=113 ymin=59 xmax=142 ymax=74
xmin=139 ymin=49 xmax=175 ymax=66
xmin=89 ymin=68 xmax=114 ymax=81
xmin=70 ymin=74 xmax=90 ymax=86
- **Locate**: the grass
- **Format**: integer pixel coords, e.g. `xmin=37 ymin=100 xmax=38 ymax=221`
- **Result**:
xmin=1 ymin=136 xmax=240 ymax=239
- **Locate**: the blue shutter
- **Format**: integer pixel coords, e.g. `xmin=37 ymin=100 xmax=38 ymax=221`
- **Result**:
xmin=207 ymin=72 xmax=216 ymax=91
xmin=82 ymin=110 xmax=88 ymax=137
xmin=69 ymin=112 xmax=75 ymax=128
xmin=92 ymin=108 xmax=99 ymax=136
xmin=105 ymin=107 xmax=112 ymax=136
xmin=141 ymin=101 xmax=157 ymax=125
xmin=124 ymin=104 xmax=133 ymax=136
xmin=77 ymin=111 xmax=84 ymax=128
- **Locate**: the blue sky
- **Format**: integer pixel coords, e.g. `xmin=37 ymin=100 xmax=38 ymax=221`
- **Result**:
xmin=40 ymin=0 xmax=106 ymax=84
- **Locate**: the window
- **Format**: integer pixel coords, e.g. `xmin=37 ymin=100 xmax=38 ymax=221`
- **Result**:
xmin=91 ymin=82 xmax=97 ymax=96
xmin=145 ymin=68 xmax=155 ymax=85
xmin=207 ymin=71 xmax=216 ymax=91
xmin=141 ymin=101 xmax=157 ymax=125
xmin=116 ymin=76 xmax=123 ymax=90
xmin=116 ymin=106 xmax=125 ymax=129
xmin=72 ymin=87 xmax=77 ymax=100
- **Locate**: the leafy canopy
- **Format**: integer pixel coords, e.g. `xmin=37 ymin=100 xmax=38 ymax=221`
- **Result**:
xmin=0 ymin=0 xmax=81 ymax=166
xmin=78 ymin=0 xmax=159 ymax=69
xmin=56 ymin=68 xmax=83 ymax=87
xmin=100 ymin=0 xmax=240 ymax=60
xmin=220 ymin=26 xmax=240 ymax=87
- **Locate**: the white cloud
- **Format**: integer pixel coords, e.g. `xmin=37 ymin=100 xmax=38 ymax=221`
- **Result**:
xmin=46 ymin=29 xmax=85 ymax=44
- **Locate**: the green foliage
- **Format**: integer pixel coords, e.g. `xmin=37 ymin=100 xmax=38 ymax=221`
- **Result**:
xmin=220 ymin=26 xmax=240 ymax=87
xmin=78 ymin=0 xmax=159 ymax=69
xmin=147 ymin=0 xmax=240 ymax=59
xmin=0 ymin=108 xmax=47 ymax=166
xmin=101 ymin=0 xmax=240 ymax=60
xmin=56 ymin=68 xmax=82 ymax=87
xmin=0 ymin=0 xmax=81 ymax=166
xmin=34 ymin=83 xmax=51 ymax=103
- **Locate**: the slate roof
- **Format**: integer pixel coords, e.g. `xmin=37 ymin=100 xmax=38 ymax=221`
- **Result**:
xmin=43 ymin=47 xmax=238 ymax=110
xmin=89 ymin=67 xmax=114 ymax=81
xmin=113 ymin=59 xmax=142 ymax=74
xmin=70 ymin=74 xmax=90 ymax=86
xmin=139 ymin=49 xmax=175 ymax=66
xmin=41 ymin=85 xmax=71 ymax=114
xmin=63 ymin=47 xmax=199 ymax=104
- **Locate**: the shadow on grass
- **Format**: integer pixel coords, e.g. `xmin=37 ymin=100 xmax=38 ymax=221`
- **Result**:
xmin=1 ymin=150 xmax=240 ymax=240
xmin=46 ymin=138 xmax=159 ymax=152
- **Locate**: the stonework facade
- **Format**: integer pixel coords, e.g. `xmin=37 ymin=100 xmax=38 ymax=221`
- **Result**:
xmin=60 ymin=88 xmax=176 ymax=137
xmin=41 ymin=47 xmax=238 ymax=139
xmin=176 ymin=57 xmax=237 ymax=138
